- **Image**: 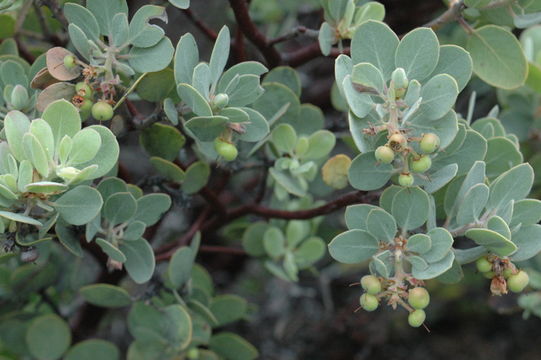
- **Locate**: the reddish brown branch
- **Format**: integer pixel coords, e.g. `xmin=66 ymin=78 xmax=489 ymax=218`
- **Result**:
xmin=233 ymin=27 xmax=246 ymax=63
xmin=154 ymin=206 xmax=212 ymax=261
xmin=200 ymin=245 xmax=246 ymax=255
xmin=285 ymin=42 xmax=350 ymax=67
xmin=228 ymin=0 xmax=282 ymax=67
xmin=182 ymin=8 xmax=218 ymax=41
xmin=204 ymin=190 xmax=369 ymax=232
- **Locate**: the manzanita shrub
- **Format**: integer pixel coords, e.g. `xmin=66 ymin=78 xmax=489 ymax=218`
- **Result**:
xmin=1 ymin=0 xmax=541 ymax=358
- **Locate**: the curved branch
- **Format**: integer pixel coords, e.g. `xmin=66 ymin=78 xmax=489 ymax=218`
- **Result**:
xmin=203 ymin=190 xmax=369 ymax=232
xmin=182 ymin=8 xmax=218 ymax=41
xmin=285 ymin=42 xmax=350 ymax=67
xmin=228 ymin=0 xmax=282 ymax=67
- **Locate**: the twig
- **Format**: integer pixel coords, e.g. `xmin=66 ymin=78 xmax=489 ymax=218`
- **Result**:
xmin=268 ymin=26 xmax=319 ymax=46
xmin=203 ymin=190 xmax=370 ymax=232
xmin=173 ymin=159 xmax=228 ymax=215
xmin=38 ymin=0 xmax=68 ymax=30
xmin=228 ymin=0 xmax=282 ymax=67
xmin=422 ymin=0 xmax=465 ymax=31
xmin=233 ymin=27 xmax=246 ymax=62
xmin=182 ymin=8 xmax=218 ymax=41
xmin=285 ymin=42 xmax=350 ymax=67
xmin=200 ymin=245 xmax=246 ymax=255
xmin=113 ymin=73 xmax=148 ymax=110
xmin=154 ymin=207 xmax=212 ymax=261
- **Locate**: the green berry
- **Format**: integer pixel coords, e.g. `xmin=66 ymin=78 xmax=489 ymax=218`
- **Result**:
xmin=388 ymin=133 xmax=407 ymax=152
xmin=408 ymin=287 xmax=430 ymax=310
xmin=214 ymin=138 xmax=238 ymax=161
xmin=213 ymin=93 xmax=229 ymax=109
xmin=75 ymin=82 xmax=93 ymax=99
xmin=483 ymin=271 xmax=495 ymax=279
xmin=398 ymin=173 xmax=414 ymax=187
xmin=420 ymin=133 xmax=440 ymax=154
xmin=408 ymin=309 xmax=426 ymax=328
xmin=476 ymin=257 xmax=492 ymax=273
xmin=508 ymin=270 xmax=529 ymax=293
xmin=360 ymin=275 xmax=382 ymax=295
xmin=375 ymin=145 xmax=395 ymax=164
xmin=359 ymin=293 xmax=378 ymax=312
xmin=63 ymin=55 xmax=76 ymax=69
xmin=79 ymin=99 xmax=94 ymax=120
xmin=91 ymin=101 xmax=114 ymax=121
xmin=503 ymin=268 xmax=514 ymax=279
xmin=410 ymin=155 xmax=432 ymax=173
xmin=186 ymin=348 xmax=200 ymax=359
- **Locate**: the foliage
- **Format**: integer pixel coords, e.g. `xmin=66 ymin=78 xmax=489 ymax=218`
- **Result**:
xmin=1 ymin=0 xmax=541 ymax=358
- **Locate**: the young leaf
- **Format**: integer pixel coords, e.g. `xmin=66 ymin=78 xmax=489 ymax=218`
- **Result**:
xmin=209 ymin=26 xmax=230 ymax=87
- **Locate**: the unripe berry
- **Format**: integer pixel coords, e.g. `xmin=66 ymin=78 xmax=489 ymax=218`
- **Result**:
xmin=410 ymin=155 xmax=432 ymax=173
xmin=420 ymin=133 xmax=440 ymax=154
xmin=508 ymin=270 xmax=529 ymax=293
xmin=75 ymin=82 xmax=93 ymax=99
xmin=374 ymin=146 xmax=395 ymax=164
xmin=398 ymin=173 xmax=414 ymax=187
xmin=408 ymin=309 xmax=426 ymax=328
xmin=79 ymin=99 xmax=93 ymax=120
xmin=213 ymin=93 xmax=229 ymax=109
xmin=359 ymin=293 xmax=378 ymax=312
xmin=483 ymin=271 xmax=495 ymax=279
xmin=408 ymin=287 xmax=430 ymax=310
xmin=388 ymin=133 xmax=407 ymax=152
xmin=186 ymin=348 xmax=200 ymax=359
xmin=503 ymin=268 xmax=514 ymax=279
xmin=360 ymin=275 xmax=382 ymax=295
xmin=91 ymin=101 xmax=114 ymax=121
xmin=391 ymin=67 xmax=409 ymax=90
xmin=476 ymin=257 xmax=492 ymax=273
xmin=214 ymin=138 xmax=238 ymax=161
xmin=79 ymin=98 xmax=93 ymax=111
xmin=63 ymin=55 xmax=76 ymax=69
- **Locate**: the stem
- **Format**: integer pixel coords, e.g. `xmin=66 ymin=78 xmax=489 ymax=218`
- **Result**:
xmin=39 ymin=0 xmax=69 ymax=30
xmin=182 ymin=8 xmax=218 ymax=41
xmin=154 ymin=207 xmax=211 ymax=261
xmin=113 ymin=73 xmax=148 ymax=110
xmin=268 ymin=26 xmax=319 ymax=46
xmin=422 ymin=0 xmax=465 ymax=31
xmin=228 ymin=0 xmax=282 ymax=67
xmin=199 ymin=245 xmax=246 ymax=255
xmin=203 ymin=190 xmax=372 ymax=232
